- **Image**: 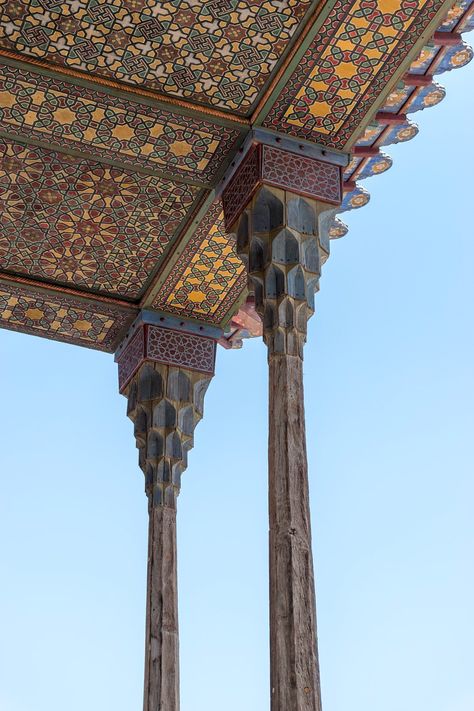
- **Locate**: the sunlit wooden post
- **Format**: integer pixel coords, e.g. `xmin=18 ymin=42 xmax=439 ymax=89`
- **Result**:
xmin=116 ymin=319 xmax=216 ymax=711
xmin=223 ymin=142 xmax=342 ymax=711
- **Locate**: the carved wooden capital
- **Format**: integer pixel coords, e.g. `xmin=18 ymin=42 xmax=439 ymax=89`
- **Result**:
xmin=116 ymin=323 xmax=216 ymax=393
xmin=231 ymin=185 xmax=333 ymax=357
xmin=126 ymin=361 xmax=211 ymax=508
xmin=222 ymin=143 xmax=342 ymax=231
xmin=116 ymin=323 xmax=215 ymax=508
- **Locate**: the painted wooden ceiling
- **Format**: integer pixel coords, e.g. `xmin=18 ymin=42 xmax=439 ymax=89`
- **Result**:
xmin=0 ymin=0 xmax=472 ymax=351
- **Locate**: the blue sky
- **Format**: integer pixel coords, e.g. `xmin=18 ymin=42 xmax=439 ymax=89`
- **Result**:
xmin=0 ymin=60 xmax=473 ymax=711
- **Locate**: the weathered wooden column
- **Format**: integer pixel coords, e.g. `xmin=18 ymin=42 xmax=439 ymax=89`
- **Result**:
xmin=116 ymin=319 xmax=216 ymax=711
xmin=223 ymin=142 xmax=342 ymax=711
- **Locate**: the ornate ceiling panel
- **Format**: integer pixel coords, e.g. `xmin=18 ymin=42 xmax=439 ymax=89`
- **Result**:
xmin=0 ymin=0 xmax=472 ymax=351
xmin=0 ymin=0 xmax=315 ymax=114
xmin=150 ymin=201 xmax=246 ymax=326
xmin=0 ymin=138 xmax=201 ymax=298
xmin=0 ymin=275 xmax=136 ymax=350
xmin=263 ymin=0 xmax=449 ymax=148
xmin=0 ymin=63 xmax=242 ymax=183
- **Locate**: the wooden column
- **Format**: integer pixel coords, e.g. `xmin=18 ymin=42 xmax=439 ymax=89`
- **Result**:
xmin=223 ymin=143 xmax=341 ymax=711
xmin=268 ymin=354 xmax=320 ymax=711
xmin=117 ymin=324 xmax=215 ymax=711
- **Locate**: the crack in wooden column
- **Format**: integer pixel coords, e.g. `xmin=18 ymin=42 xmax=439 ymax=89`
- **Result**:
xmin=224 ymin=145 xmax=341 ymax=710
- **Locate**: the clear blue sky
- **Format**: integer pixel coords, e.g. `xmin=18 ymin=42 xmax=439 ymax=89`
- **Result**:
xmin=0 ymin=60 xmax=473 ymax=711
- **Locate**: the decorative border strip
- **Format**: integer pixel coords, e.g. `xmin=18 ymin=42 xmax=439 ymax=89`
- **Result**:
xmin=150 ymin=200 xmax=247 ymax=326
xmin=0 ymin=276 xmax=136 ymax=352
xmin=0 ymin=63 xmax=242 ymax=184
xmin=262 ymin=0 xmax=448 ymax=148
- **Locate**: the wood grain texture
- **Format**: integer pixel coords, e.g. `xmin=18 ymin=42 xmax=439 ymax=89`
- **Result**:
xmin=231 ymin=184 xmax=330 ymax=709
xmin=124 ymin=360 xmax=212 ymax=711
xmin=144 ymin=505 xmax=179 ymax=711
xmin=269 ymin=353 xmax=321 ymax=711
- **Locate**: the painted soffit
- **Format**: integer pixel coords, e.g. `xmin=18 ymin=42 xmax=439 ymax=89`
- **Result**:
xmin=0 ymin=0 xmax=324 ymax=117
xmin=0 ymin=0 xmax=472 ymax=353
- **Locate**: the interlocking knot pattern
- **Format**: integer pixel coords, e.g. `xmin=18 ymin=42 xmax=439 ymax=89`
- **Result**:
xmin=0 ymin=0 xmax=313 ymax=113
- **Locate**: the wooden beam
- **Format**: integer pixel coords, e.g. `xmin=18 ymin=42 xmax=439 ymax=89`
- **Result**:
xmin=375 ymin=112 xmax=407 ymax=124
xmin=432 ymin=31 xmax=462 ymax=46
xmin=343 ymin=180 xmax=357 ymax=192
xmin=268 ymin=353 xmax=322 ymax=711
xmin=353 ymin=146 xmax=380 ymax=157
xmin=403 ymin=72 xmax=434 ymax=86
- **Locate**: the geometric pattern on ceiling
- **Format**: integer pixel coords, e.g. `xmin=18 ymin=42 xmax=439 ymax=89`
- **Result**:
xmin=0 ymin=0 xmax=471 ymax=351
xmin=225 ymin=0 xmax=474 ymax=344
xmin=329 ymin=0 xmax=473 ymax=238
xmin=150 ymin=200 xmax=246 ymax=326
xmin=0 ymin=275 xmax=136 ymax=351
xmin=263 ymin=0 xmax=448 ymax=147
xmin=0 ymin=0 xmax=314 ymax=114
xmin=0 ymin=64 xmax=242 ymax=183
xmin=0 ymin=139 xmax=200 ymax=298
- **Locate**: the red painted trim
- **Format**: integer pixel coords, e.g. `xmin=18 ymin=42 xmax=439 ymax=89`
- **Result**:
xmin=353 ymin=146 xmax=379 ymax=157
xmin=343 ymin=180 xmax=357 ymax=192
xmin=375 ymin=112 xmax=407 ymax=124
xmin=403 ymin=73 xmax=434 ymax=86
xmin=432 ymin=31 xmax=462 ymax=46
